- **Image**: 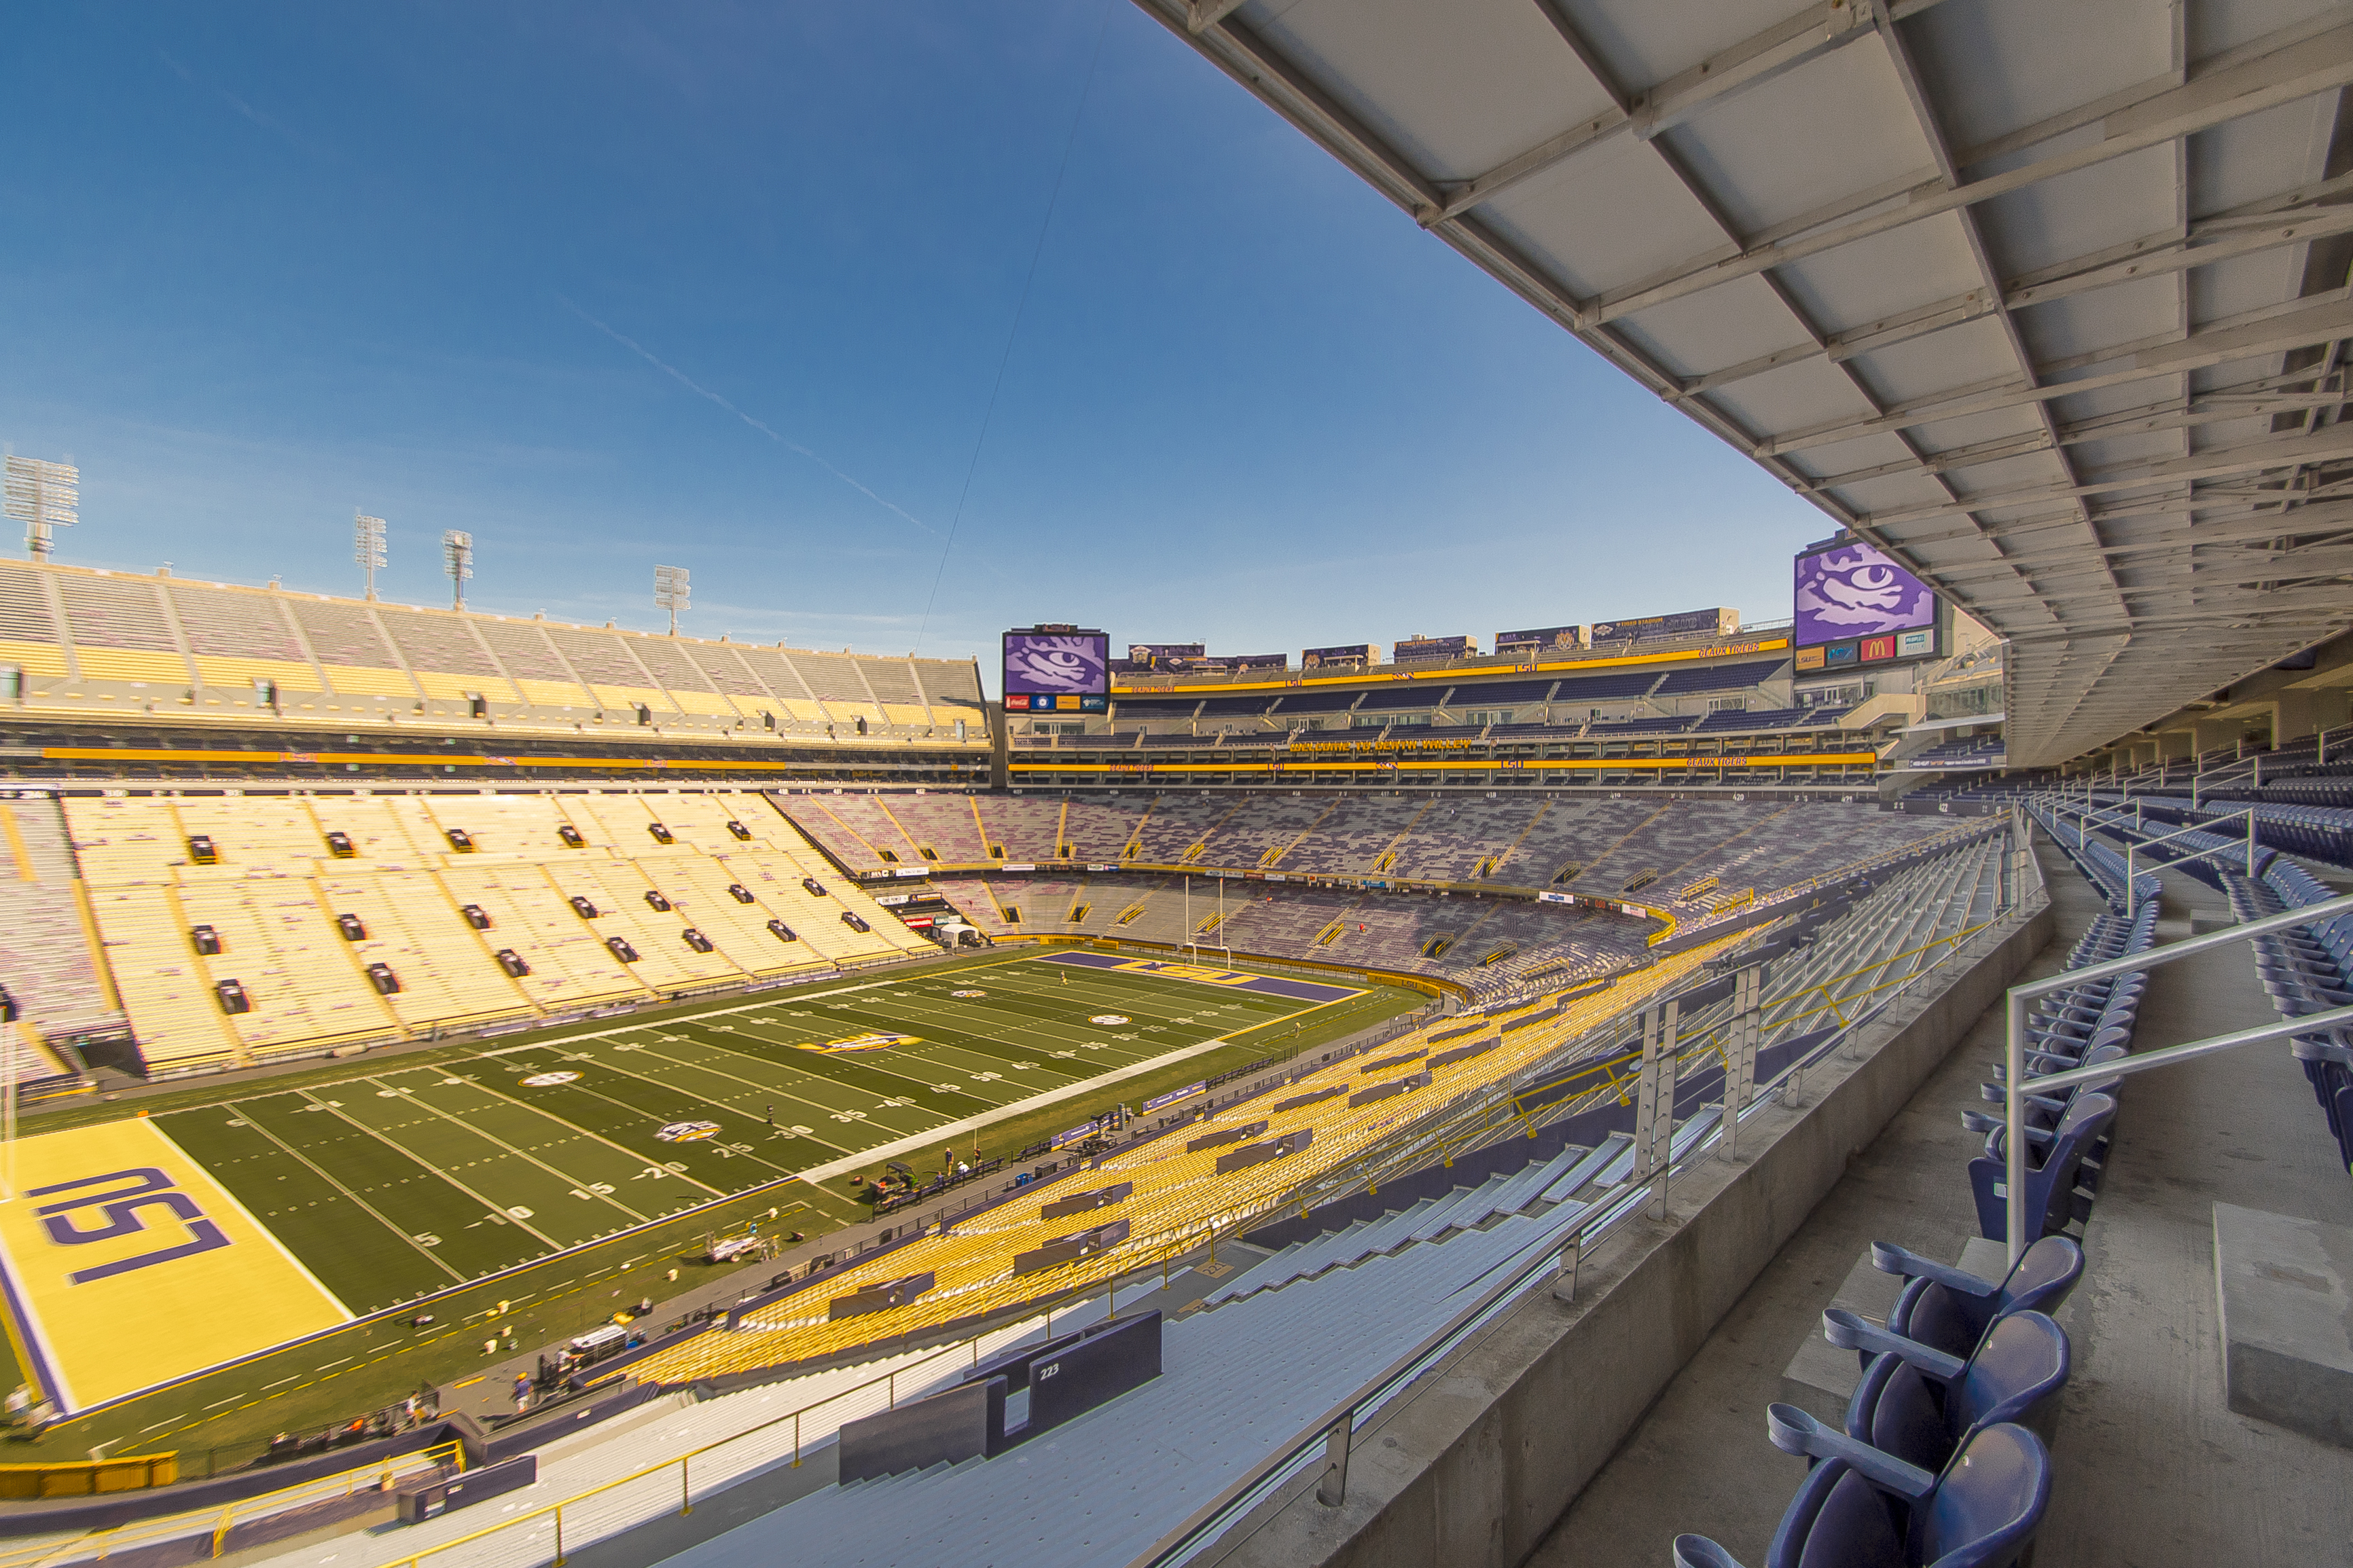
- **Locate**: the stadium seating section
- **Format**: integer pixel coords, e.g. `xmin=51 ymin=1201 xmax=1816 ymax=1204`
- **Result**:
xmin=785 ymin=793 xmax=1964 ymax=998
xmin=0 ymin=560 xmax=988 ymax=746
xmin=58 ymin=788 xmax=931 ymax=1074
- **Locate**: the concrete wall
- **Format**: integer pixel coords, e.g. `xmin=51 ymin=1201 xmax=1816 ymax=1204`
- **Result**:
xmin=1197 ymin=892 xmax=2054 ymax=1568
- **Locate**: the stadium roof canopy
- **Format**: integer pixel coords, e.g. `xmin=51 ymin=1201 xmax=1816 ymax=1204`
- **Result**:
xmin=1133 ymin=0 xmax=2353 ymax=769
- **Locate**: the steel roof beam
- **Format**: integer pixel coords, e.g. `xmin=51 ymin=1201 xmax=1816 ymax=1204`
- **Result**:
xmin=1589 ymin=18 xmax=2353 ymax=327
xmin=1859 ymin=424 xmax=2353 ymax=528
xmin=1762 ymin=289 xmax=2353 ymax=455
xmin=1799 ymin=375 xmax=2351 ymax=495
xmin=1434 ymin=0 xmax=1952 ymax=223
xmin=1683 ymin=207 xmax=2353 ymax=399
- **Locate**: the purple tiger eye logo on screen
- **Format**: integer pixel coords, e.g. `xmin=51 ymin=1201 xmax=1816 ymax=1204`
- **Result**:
xmin=1003 ymin=634 xmax=1107 ymax=696
xmin=1793 ymin=543 xmax=1935 ymax=644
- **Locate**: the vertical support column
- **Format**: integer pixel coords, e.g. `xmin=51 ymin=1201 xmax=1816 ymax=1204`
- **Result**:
xmin=1719 ymin=966 xmax=1762 ymax=1163
xmin=1632 ymin=1006 xmax=1661 ymax=1182
xmin=1315 ymin=1412 xmax=1352 ymax=1506
xmin=1638 ymin=1000 xmax=1681 ymax=1220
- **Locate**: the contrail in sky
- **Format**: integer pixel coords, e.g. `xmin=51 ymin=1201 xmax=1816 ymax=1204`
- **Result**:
xmin=561 ymin=297 xmax=940 ymax=540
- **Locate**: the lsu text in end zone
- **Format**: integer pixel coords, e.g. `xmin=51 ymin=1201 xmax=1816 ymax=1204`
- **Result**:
xmin=0 ymin=1118 xmax=351 ymax=1412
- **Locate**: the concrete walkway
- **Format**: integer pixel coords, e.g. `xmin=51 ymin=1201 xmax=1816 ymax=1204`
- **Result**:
xmin=1528 ymin=836 xmax=2353 ymax=1567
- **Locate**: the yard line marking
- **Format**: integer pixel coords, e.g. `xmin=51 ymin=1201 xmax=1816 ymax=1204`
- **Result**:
xmin=262 ymin=1375 xmax=300 ymax=1389
xmin=225 ymin=1098 xmax=470 ymax=1285
xmin=316 ymin=1358 xmax=351 ymax=1370
xmin=374 ymin=1073 xmax=666 ymax=1222
xmin=465 ymin=1056 xmax=837 ymax=1178
xmin=295 ymin=1087 xmax=569 ymax=1253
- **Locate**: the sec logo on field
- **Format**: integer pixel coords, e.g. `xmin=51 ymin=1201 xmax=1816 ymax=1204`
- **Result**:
xmin=1090 ymin=1014 xmax=1130 ymax=1026
xmin=521 ymin=1071 xmax=581 ymax=1087
xmin=655 ymin=1121 xmax=722 ymax=1143
xmin=951 ymin=989 xmax=986 ymax=998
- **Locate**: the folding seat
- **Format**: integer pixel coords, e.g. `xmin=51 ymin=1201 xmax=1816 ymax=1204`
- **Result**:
xmin=1827 ymin=1309 xmax=2069 ymax=1474
xmin=1866 ymin=1235 xmax=2083 ymax=1364
xmin=1672 ymin=1409 xmax=2051 ymax=1568
xmin=1969 ymin=1093 xmax=2116 ymax=1243
xmin=1975 ymin=1043 xmax=2126 ymax=1145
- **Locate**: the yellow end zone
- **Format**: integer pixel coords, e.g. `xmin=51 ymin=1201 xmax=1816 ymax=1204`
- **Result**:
xmin=0 ymin=1119 xmax=351 ymax=1412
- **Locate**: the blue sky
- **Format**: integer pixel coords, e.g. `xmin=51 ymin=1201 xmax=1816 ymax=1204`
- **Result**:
xmin=1 ymin=3 xmax=1830 ymax=682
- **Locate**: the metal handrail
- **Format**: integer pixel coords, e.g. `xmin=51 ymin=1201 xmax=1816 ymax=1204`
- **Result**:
xmin=12 ymin=1440 xmax=464 ymax=1568
xmin=2002 ymin=888 xmax=2353 ymax=1264
xmin=1127 ymin=840 xmax=2036 ymax=1567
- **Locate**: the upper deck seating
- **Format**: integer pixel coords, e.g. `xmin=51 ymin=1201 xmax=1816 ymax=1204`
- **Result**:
xmin=0 ymin=560 xmax=985 ymax=746
xmin=1268 ymin=689 xmax=1361 ymax=716
xmin=1652 ymin=657 xmax=1785 ymax=695
xmin=1551 ymin=670 xmax=1664 ymax=704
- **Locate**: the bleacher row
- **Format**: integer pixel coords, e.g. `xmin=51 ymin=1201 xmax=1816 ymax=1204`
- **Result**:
xmin=1108 ymin=657 xmax=1797 ymax=730
xmin=50 ymin=789 xmax=930 ymax=1073
xmin=630 ymin=941 xmax=1737 ymax=1384
xmin=782 ymin=795 xmax=1960 ymax=996
xmin=927 ymin=872 xmax=1649 ymax=1000
xmin=2085 ymin=790 xmax=2353 ymax=869
xmin=2027 ymin=803 xmax=2161 ymax=911
xmin=789 ymin=793 xmax=1947 ymax=911
xmin=2239 ymin=860 xmax=2353 ymax=1177
xmin=0 ymin=558 xmax=988 ymax=742
xmin=1674 ymin=810 xmax=2166 ymax=1563
xmin=1022 ymin=702 xmax=1852 ymax=748
xmin=2011 ymin=796 xmax=2353 ymax=1186
xmin=0 ymin=797 xmax=121 ymax=1046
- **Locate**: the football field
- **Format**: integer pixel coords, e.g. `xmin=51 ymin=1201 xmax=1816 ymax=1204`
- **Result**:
xmin=1 ymin=951 xmax=1383 ymax=1414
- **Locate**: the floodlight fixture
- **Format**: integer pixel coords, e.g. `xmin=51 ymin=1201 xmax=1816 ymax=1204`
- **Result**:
xmin=4 ymin=456 xmax=77 ymax=562
xmin=654 ymin=564 xmax=690 ymax=636
xmin=355 ymin=512 xmax=387 ymax=600
xmin=443 ymin=530 xmax=473 ymax=611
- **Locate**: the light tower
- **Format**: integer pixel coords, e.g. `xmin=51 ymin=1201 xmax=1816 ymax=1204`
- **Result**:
xmin=355 ymin=512 xmax=387 ymax=600
xmin=654 ymin=564 xmax=690 ymax=635
xmin=442 ymin=530 xmax=473 ymax=611
xmin=4 ymin=456 xmax=78 ymax=562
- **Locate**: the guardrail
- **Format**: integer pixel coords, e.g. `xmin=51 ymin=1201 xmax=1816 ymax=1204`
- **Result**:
xmin=1124 ymin=818 xmax=2038 ymax=1566
xmin=2001 ymin=889 xmax=2353 ymax=1264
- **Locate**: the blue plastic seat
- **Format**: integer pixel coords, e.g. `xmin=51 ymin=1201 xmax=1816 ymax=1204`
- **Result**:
xmin=1968 ymin=1092 xmax=2115 ymax=1243
xmin=1873 ymin=1235 xmax=2083 ymax=1362
xmin=1828 ymin=1309 xmax=2070 ymax=1474
xmin=1671 ymin=1408 xmax=2050 ymax=1568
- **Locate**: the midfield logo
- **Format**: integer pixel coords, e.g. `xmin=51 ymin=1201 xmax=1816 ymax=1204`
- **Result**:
xmin=31 ymin=1168 xmax=230 ymax=1285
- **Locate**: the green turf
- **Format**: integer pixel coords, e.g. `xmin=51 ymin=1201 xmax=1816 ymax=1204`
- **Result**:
xmin=144 ymin=955 xmax=1331 ymax=1314
xmin=5 ymin=949 xmax=1424 ymax=1466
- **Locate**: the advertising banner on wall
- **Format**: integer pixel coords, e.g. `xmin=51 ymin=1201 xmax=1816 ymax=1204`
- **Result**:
xmin=1495 ymin=624 xmax=1586 ymax=654
xmin=1587 ymin=607 xmax=1738 ymax=643
xmin=1301 ymin=644 xmax=1376 ymax=670
xmin=1003 ymin=629 xmax=1109 ymax=712
xmin=1793 ymin=540 xmax=1936 ymax=649
xmin=1127 ymin=642 xmax=1206 ymax=670
xmin=1393 ymin=635 xmax=1474 ymax=663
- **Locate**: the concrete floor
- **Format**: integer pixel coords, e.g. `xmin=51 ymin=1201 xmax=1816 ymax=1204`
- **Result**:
xmin=1528 ymin=837 xmax=2353 ymax=1568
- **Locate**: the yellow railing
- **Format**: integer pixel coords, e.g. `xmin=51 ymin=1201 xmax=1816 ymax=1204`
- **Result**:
xmin=1 ymin=1441 xmax=463 ymax=1568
